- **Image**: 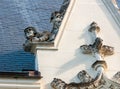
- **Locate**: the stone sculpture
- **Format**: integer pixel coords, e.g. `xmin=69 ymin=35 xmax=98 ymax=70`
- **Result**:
xmin=24 ymin=27 xmax=51 ymax=42
xmin=51 ymin=70 xmax=104 ymax=89
xmin=49 ymin=11 xmax=63 ymax=41
xmin=113 ymin=71 xmax=120 ymax=83
xmin=23 ymin=27 xmax=51 ymax=52
xmin=80 ymin=22 xmax=114 ymax=57
xmin=77 ymin=70 xmax=92 ymax=83
xmin=49 ymin=0 xmax=70 ymax=41
xmin=23 ymin=0 xmax=70 ymax=52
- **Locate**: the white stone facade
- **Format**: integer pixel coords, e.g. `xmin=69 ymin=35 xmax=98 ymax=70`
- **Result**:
xmin=36 ymin=0 xmax=120 ymax=89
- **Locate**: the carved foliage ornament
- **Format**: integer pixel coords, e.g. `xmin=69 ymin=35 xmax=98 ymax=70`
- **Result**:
xmin=51 ymin=22 xmax=120 ymax=89
xmin=51 ymin=70 xmax=120 ymax=89
xmin=80 ymin=22 xmax=114 ymax=57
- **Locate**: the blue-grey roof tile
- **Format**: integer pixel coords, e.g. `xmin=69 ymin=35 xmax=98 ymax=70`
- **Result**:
xmin=0 ymin=0 xmax=63 ymax=72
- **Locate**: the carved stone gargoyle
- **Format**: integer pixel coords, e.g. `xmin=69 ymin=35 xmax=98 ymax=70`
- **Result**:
xmin=23 ymin=27 xmax=51 ymax=52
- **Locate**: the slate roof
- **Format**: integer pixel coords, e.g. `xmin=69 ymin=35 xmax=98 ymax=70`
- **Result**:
xmin=0 ymin=0 xmax=63 ymax=72
xmin=116 ymin=0 xmax=120 ymax=8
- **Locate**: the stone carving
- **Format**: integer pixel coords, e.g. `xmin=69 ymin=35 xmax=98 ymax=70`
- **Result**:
xmin=23 ymin=0 xmax=71 ymax=52
xmin=49 ymin=0 xmax=70 ymax=41
xmin=51 ymin=78 xmax=67 ymax=89
xmin=51 ymin=70 xmax=104 ymax=89
xmin=89 ymin=21 xmax=100 ymax=41
xmin=23 ymin=27 xmax=51 ymax=52
xmin=80 ymin=22 xmax=114 ymax=57
xmin=51 ymin=71 xmax=120 ymax=89
xmin=89 ymin=21 xmax=100 ymax=34
xmin=24 ymin=27 xmax=51 ymax=42
xmin=77 ymin=70 xmax=92 ymax=83
xmin=113 ymin=71 xmax=120 ymax=83
xmin=51 ymin=22 xmax=120 ymax=89
xmin=100 ymin=45 xmax=114 ymax=56
xmin=49 ymin=11 xmax=63 ymax=41
xmin=60 ymin=0 xmax=70 ymax=13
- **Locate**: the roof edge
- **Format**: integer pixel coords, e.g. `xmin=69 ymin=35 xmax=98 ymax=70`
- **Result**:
xmin=23 ymin=0 xmax=76 ymax=53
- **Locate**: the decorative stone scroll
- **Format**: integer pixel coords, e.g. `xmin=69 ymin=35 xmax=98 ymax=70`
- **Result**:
xmin=80 ymin=22 xmax=114 ymax=57
xmin=51 ymin=22 xmax=120 ymax=89
xmin=51 ymin=71 xmax=120 ymax=89
xmin=23 ymin=0 xmax=70 ymax=52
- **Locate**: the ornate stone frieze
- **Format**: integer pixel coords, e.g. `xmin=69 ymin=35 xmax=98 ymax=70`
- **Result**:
xmin=23 ymin=0 xmax=70 ymax=52
xmin=51 ymin=22 xmax=120 ymax=89
xmin=51 ymin=71 xmax=120 ymax=89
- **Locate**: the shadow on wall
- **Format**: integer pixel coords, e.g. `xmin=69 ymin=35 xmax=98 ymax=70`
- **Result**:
xmin=56 ymin=48 xmax=95 ymax=76
xmin=55 ymin=24 xmax=96 ymax=82
xmin=79 ymin=24 xmax=93 ymax=44
xmin=0 ymin=50 xmax=35 ymax=72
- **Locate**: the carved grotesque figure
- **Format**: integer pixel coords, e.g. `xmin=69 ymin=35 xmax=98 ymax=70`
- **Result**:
xmin=23 ymin=27 xmax=51 ymax=52
xmin=24 ymin=27 xmax=37 ymax=41
xmin=50 ymin=11 xmax=63 ymax=30
xmin=49 ymin=11 xmax=63 ymax=41
xmin=24 ymin=27 xmax=51 ymax=42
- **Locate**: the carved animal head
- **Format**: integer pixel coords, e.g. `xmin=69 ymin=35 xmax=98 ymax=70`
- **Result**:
xmin=51 ymin=78 xmax=66 ymax=89
xmin=24 ymin=27 xmax=37 ymax=40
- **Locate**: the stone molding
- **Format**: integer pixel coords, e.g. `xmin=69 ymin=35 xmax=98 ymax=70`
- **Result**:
xmin=102 ymin=0 xmax=120 ymax=29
